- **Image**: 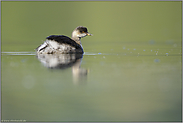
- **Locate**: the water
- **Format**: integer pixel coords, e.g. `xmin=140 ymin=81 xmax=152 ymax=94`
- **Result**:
xmin=1 ymin=47 xmax=182 ymax=122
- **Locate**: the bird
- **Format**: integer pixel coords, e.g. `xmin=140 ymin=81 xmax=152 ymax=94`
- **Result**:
xmin=36 ymin=26 xmax=92 ymax=54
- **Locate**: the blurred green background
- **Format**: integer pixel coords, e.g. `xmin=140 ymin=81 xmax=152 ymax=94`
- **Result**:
xmin=1 ymin=1 xmax=182 ymax=52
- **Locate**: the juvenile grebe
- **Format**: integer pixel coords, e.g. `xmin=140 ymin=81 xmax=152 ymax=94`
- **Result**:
xmin=36 ymin=26 xmax=92 ymax=54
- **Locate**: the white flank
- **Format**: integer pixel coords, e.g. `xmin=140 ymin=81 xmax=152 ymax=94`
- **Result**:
xmin=47 ymin=40 xmax=59 ymax=49
xmin=37 ymin=42 xmax=48 ymax=51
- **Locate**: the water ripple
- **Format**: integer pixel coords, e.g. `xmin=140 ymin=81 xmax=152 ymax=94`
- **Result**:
xmin=1 ymin=51 xmax=181 ymax=56
xmin=2 ymin=52 xmax=36 ymax=55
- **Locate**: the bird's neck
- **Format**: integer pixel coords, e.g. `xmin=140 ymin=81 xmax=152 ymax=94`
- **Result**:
xmin=72 ymin=30 xmax=82 ymax=45
xmin=72 ymin=36 xmax=81 ymax=45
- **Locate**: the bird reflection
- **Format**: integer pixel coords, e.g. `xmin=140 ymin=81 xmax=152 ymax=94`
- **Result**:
xmin=36 ymin=53 xmax=88 ymax=85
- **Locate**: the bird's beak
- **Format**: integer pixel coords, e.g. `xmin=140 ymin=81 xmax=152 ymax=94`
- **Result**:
xmin=86 ymin=33 xmax=93 ymax=36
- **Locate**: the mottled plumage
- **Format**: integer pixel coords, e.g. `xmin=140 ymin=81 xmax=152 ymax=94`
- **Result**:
xmin=36 ymin=26 xmax=92 ymax=54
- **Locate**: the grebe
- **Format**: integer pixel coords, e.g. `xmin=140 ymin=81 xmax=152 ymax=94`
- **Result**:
xmin=36 ymin=26 xmax=92 ymax=54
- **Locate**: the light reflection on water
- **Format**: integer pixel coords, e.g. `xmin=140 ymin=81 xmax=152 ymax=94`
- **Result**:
xmin=2 ymin=52 xmax=36 ymax=55
xmin=36 ymin=53 xmax=88 ymax=85
xmin=1 ymin=51 xmax=182 ymax=122
xmin=2 ymin=48 xmax=181 ymax=56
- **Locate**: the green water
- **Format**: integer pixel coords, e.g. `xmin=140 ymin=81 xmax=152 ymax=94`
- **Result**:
xmin=1 ymin=1 xmax=182 ymax=122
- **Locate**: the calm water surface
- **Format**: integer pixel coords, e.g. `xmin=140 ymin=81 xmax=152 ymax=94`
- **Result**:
xmin=1 ymin=43 xmax=182 ymax=122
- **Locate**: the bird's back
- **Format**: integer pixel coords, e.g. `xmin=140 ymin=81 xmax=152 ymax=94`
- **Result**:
xmin=36 ymin=35 xmax=83 ymax=54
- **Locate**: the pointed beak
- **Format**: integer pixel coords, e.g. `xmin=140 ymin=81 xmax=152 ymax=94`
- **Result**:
xmin=86 ymin=33 xmax=93 ymax=36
